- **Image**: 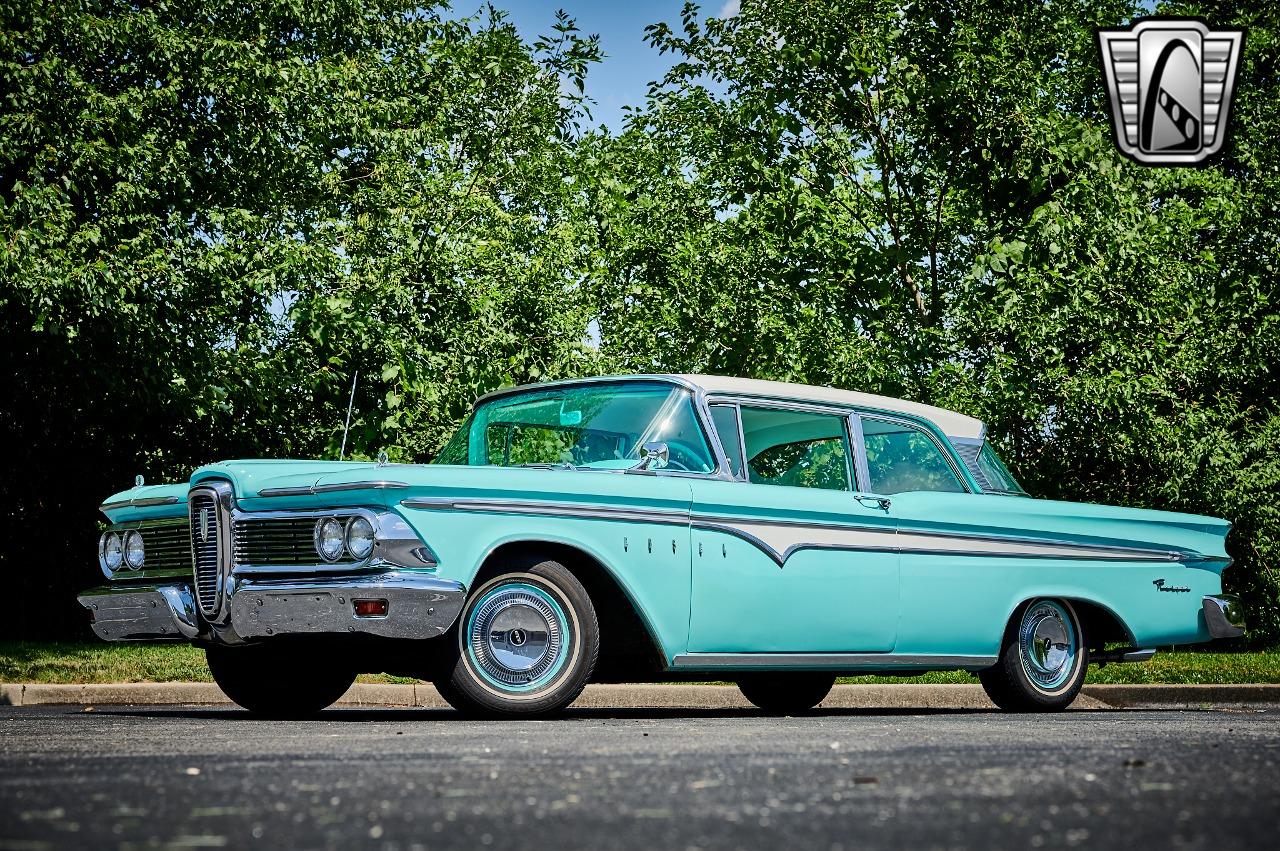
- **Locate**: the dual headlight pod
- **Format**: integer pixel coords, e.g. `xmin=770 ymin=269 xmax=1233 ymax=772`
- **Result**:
xmin=313 ymin=516 xmax=376 ymax=563
xmin=99 ymin=530 xmax=144 ymax=575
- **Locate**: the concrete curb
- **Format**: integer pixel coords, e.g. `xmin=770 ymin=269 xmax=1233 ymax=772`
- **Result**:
xmin=3 ymin=682 xmax=1278 ymax=710
xmin=1082 ymin=684 xmax=1280 ymax=707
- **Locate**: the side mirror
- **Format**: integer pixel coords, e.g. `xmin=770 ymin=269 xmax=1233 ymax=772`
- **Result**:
xmin=637 ymin=442 xmax=670 ymax=471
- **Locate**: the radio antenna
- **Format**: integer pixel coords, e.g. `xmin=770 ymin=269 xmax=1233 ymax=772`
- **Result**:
xmin=339 ymin=371 xmax=358 ymax=460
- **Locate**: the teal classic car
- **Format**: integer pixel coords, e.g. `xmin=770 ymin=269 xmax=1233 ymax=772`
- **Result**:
xmin=80 ymin=375 xmax=1243 ymax=716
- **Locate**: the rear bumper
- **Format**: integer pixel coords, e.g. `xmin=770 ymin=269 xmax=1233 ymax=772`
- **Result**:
xmin=1203 ymin=594 xmax=1246 ymax=639
xmin=79 ymin=571 xmax=466 ymax=643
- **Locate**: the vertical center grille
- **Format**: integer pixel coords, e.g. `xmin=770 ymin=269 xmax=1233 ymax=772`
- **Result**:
xmin=188 ymin=485 xmax=227 ymax=618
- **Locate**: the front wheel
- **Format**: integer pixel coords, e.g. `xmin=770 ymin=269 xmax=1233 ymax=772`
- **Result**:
xmin=980 ymin=599 xmax=1087 ymax=712
xmin=737 ymin=672 xmax=836 ymax=714
xmin=206 ymin=643 xmax=356 ymax=718
xmin=434 ymin=559 xmax=599 ymax=718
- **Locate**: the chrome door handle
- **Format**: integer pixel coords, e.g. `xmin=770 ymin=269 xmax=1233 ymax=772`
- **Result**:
xmin=854 ymin=494 xmax=891 ymax=511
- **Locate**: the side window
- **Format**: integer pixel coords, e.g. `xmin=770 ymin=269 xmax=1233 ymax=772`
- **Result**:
xmin=860 ymin=418 xmax=966 ymax=494
xmin=740 ymin=406 xmax=852 ymax=491
xmin=708 ymin=405 xmax=744 ymax=478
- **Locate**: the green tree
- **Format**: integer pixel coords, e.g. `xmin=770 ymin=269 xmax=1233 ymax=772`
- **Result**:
xmin=590 ymin=0 xmax=1279 ymax=640
xmin=0 ymin=0 xmax=601 ymax=638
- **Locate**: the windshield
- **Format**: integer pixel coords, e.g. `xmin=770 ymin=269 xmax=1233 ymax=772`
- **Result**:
xmin=976 ymin=443 xmax=1027 ymax=495
xmin=434 ymin=382 xmax=716 ymax=473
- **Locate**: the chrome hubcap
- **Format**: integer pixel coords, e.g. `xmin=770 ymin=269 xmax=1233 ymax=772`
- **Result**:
xmin=467 ymin=583 xmax=567 ymax=690
xmin=1019 ymin=601 xmax=1077 ymax=691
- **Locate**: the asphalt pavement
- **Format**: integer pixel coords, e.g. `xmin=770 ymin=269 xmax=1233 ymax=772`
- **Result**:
xmin=2 ymin=704 xmax=1278 ymax=850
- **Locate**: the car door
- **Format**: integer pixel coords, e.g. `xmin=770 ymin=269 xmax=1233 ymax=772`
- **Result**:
xmin=687 ymin=402 xmax=900 ymax=653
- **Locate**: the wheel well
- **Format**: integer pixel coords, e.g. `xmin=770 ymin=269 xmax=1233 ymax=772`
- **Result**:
xmin=475 ymin=541 xmax=664 ymax=680
xmin=1008 ymin=597 xmax=1133 ymax=651
xmin=1068 ymin=599 xmax=1134 ymax=651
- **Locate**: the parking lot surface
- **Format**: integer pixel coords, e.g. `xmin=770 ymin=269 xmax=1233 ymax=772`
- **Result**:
xmin=2 ymin=704 xmax=1277 ymax=849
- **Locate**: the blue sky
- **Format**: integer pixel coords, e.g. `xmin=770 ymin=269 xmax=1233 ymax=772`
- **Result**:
xmin=464 ymin=1 xmax=739 ymax=131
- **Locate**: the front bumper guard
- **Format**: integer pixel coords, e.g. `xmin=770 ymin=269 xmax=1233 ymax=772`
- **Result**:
xmin=79 ymin=571 xmax=466 ymax=643
xmin=1203 ymin=594 xmax=1246 ymax=639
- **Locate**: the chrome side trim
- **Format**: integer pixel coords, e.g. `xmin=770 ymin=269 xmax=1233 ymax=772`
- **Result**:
xmin=1203 ymin=595 xmax=1246 ymax=639
xmin=257 ymin=480 xmax=411 ymax=498
xmin=99 ymin=496 xmax=183 ymax=511
xmin=401 ymin=496 xmax=1199 ymax=566
xmin=892 ymin=527 xmax=1185 ymax=562
xmin=1093 ymin=647 xmax=1157 ymax=663
xmin=402 ymin=497 xmax=690 ymax=526
xmin=670 ymin=653 xmax=998 ymax=671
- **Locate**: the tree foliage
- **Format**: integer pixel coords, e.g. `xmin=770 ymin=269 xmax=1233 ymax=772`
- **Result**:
xmin=588 ymin=0 xmax=1279 ymax=640
xmin=1 ymin=0 xmax=602 ymax=637
xmin=2 ymin=0 xmax=1276 ymax=642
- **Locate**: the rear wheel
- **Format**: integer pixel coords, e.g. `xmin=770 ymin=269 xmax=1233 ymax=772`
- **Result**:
xmin=980 ymin=599 xmax=1086 ymax=712
xmin=434 ymin=559 xmax=599 ymax=718
xmin=206 ymin=643 xmax=356 ymax=718
xmin=737 ymin=672 xmax=836 ymax=714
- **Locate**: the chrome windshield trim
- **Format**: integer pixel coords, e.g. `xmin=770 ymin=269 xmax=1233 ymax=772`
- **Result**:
xmin=99 ymin=496 xmax=183 ymax=511
xmin=473 ymin=374 xmax=704 ymax=406
xmin=257 ymin=481 xmax=411 ymax=498
xmin=670 ymin=652 xmax=998 ymax=670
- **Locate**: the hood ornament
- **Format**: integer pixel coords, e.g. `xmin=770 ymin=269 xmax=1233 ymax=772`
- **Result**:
xmin=135 ymin=474 xmax=145 ymax=487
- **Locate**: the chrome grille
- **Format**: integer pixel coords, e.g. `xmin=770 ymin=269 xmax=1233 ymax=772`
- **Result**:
xmin=140 ymin=522 xmax=192 ymax=572
xmin=188 ymin=491 xmax=221 ymax=616
xmin=234 ymin=517 xmax=356 ymax=567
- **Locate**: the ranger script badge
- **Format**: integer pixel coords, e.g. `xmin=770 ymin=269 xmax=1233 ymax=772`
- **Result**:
xmin=1097 ymin=18 xmax=1244 ymax=165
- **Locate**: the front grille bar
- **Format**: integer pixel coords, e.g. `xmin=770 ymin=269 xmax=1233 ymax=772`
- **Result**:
xmin=188 ymin=481 xmax=234 ymax=619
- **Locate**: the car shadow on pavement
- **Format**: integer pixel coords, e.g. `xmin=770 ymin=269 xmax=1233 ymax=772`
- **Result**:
xmin=81 ymin=705 xmax=1148 ymax=721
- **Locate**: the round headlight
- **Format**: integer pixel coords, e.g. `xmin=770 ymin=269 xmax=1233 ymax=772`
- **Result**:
xmin=345 ymin=516 xmax=375 ymax=560
xmin=123 ymin=530 xmax=145 ymax=570
xmin=103 ymin=533 xmax=123 ymax=573
xmin=315 ymin=517 xmax=345 ymax=562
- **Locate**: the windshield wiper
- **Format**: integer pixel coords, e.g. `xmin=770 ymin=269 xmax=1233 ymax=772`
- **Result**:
xmin=515 ymin=462 xmax=578 ymax=471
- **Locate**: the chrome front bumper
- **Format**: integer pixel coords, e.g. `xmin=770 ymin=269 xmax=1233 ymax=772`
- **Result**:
xmin=78 ymin=571 xmax=466 ymax=643
xmin=1203 ymin=594 xmax=1246 ymax=639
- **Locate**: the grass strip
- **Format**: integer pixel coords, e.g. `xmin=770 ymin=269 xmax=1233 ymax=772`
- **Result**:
xmin=3 ymin=642 xmax=1278 ymax=685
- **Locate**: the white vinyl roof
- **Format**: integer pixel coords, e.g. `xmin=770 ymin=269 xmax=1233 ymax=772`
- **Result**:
xmin=679 ymin=375 xmax=986 ymax=441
